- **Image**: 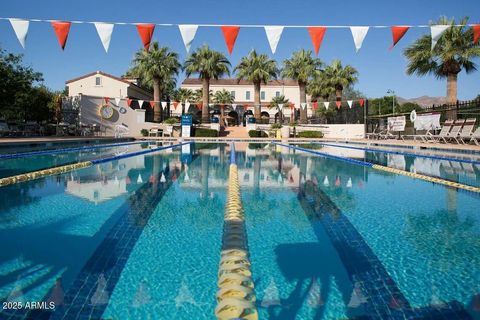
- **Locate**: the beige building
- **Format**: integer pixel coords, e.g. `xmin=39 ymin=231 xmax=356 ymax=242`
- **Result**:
xmin=66 ymin=71 xmax=153 ymax=100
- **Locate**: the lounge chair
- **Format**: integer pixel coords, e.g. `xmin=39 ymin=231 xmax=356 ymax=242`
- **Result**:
xmin=469 ymin=126 xmax=480 ymax=146
xmin=377 ymin=130 xmax=397 ymax=140
xmin=453 ymin=118 xmax=476 ymax=144
xmin=426 ymin=119 xmax=454 ymax=143
xmin=149 ymin=127 xmax=162 ymax=137
xmin=442 ymin=119 xmax=465 ymax=143
xmin=162 ymin=126 xmax=173 ymax=137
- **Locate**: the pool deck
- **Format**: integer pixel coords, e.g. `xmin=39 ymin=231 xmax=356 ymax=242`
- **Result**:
xmin=0 ymin=136 xmax=134 ymax=147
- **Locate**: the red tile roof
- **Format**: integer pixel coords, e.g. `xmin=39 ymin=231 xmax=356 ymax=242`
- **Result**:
xmin=181 ymin=78 xmax=298 ymax=86
xmin=65 ymin=71 xmax=152 ymax=95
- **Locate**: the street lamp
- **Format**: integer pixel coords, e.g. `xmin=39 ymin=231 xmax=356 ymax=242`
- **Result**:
xmin=387 ymin=89 xmax=396 ymax=115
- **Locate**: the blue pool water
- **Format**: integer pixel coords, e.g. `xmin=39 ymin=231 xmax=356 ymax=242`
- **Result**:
xmin=0 ymin=142 xmax=479 ymax=319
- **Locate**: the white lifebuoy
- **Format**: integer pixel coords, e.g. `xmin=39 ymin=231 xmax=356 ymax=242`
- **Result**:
xmin=410 ymin=110 xmax=417 ymax=122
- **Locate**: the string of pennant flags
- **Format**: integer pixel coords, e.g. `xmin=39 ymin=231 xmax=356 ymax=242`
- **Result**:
xmin=105 ymin=96 xmax=365 ymax=111
xmin=2 ymin=17 xmax=480 ymax=54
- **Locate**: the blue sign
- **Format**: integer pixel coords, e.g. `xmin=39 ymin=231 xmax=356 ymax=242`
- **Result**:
xmin=181 ymin=115 xmax=193 ymax=126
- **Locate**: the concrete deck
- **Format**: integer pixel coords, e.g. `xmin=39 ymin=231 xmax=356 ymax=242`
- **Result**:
xmin=0 ymin=136 xmax=133 ymax=147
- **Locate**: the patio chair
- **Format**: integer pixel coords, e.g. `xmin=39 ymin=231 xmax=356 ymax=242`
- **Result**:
xmin=426 ymin=119 xmax=454 ymax=143
xmin=469 ymin=126 xmax=480 ymax=146
xmin=149 ymin=127 xmax=162 ymax=137
xmin=163 ymin=126 xmax=173 ymax=138
xmin=401 ymin=126 xmax=434 ymax=143
xmin=377 ymin=130 xmax=397 ymax=140
xmin=452 ymin=118 xmax=476 ymax=144
xmin=441 ymin=119 xmax=465 ymax=143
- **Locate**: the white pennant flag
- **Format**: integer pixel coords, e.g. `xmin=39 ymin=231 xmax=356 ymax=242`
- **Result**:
xmin=94 ymin=22 xmax=114 ymax=53
xmin=323 ymin=101 xmax=330 ymax=109
xmin=264 ymin=26 xmax=284 ymax=54
xmin=138 ymin=100 xmax=144 ymax=108
xmin=323 ymin=176 xmax=330 ymax=187
xmin=114 ymin=98 xmax=121 ymax=106
xmin=232 ymin=103 xmax=237 ymax=111
xmin=161 ymin=101 xmax=167 ymax=110
xmin=431 ymin=25 xmax=449 ymax=50
xmin=137 ymin=174 xmax=143 ymax=184
xmin=346 ymin=177 xmax=353 ymax=188
xmin=160 ymin=173 xmax=166 ymax=183
xmin=178 ymin=25 xmax=198 ymax=53
xmin=184 ymin=101 xmax=191 ymax=111
xmin=350 ymin=27 xmax=369 ymax=52
xmin=347 ymin=100 xmax=353 ymax=109
xmin=9 ymin=19 xmax=29 ymax=49
xmin=301 ymin=102 xmax=307 ymax=110
xmin=278 ymin=104 xmax=284 ymax=111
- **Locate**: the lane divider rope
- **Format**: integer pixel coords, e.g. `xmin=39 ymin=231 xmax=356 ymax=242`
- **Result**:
xmin=273 ymin=142 xmax=480 ymax=194
xmin=0 ymin=142 xmax=190 ymax=187
xmin=313 ymin=142 xmax=480 ymax=165
xmin=215 ymin=143 xmax=258 ymax=320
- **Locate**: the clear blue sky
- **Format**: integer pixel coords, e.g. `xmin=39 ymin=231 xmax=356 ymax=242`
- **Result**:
xmin=1 ymin=0 xmax=479 ymax=99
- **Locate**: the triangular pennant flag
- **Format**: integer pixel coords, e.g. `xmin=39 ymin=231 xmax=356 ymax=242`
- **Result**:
xmin=160 ymin=172 xmax=166 ymax=183
xmin=221 ymin=26 xmax=240 ymax=54
xmin=51 ymin=21 xmax=71 ymax=50
xmin=149 ymin=101 xmax=155 ymax=108
xmin=136 ymin=24 xmax=155 ymax=51
xmin=264 ymin=26 xmax=284 ymax=54
xmin=104 ymin=97 xmax=110 ymax=104
xmin=232 ymin=103 xmax=237 ymax=111
xmin=278 ymin=103 xmax=284 ymax=111
xmin=178 ymin=25 xmax=198 ymax=52
xmin=473 ymin=25 xmax=480 ymax=44
xmin=350 ymin=26 xmax=369 ymax=52
xmin=301 ymin=102 xmax=307 ymax=110
xmin=137 ymin=174 xmax=143 ymax=184
xmin=359 ymin=99 xmax=365 ymax=107
xmin=390 ymin=26 xmax=409 ymax=49
xmin=307 ymin=27 xmax=327 ymax=55
xmin=347 ymin=100 xmax=353 ymax=108
xmin=9 ymin=19 xmax=29 ymax=49
xmin=127 ymin=99 xmax=133 ymax=107
xmin=336 ymin=101 xmax=342 ymax=109
xmin=184 ymin=101 xmax=191 ymax=111
xmin=161 ymin=101 xmax=167 ymax=110
xmin=335 ymin=176 xmax=341 ymax=187
xmin=197 ymin=102 xmax=203 ymax=110
xmin=347 ymin=177 xmax=353 ymax=188
xmin=94 ymin=22 xmax=114 ymax=53
xmin=312 ymin=101 xmax=318 ymax=110
xmin=431 ymin=25 xmax=449 ymax=50
xmin=323 ymin=176 xmax=329 ymax=187
xmin=323 ymin=101 xmax=329 ymax=109
xmin=290 ymin=103 xmax=295 ymax=110
xmin=114 ymin=98 xmax=121 ymax=106
xmin=138 ymin=100 xmax=144 ymax=108
xmin=173 ymin=101 xmax=179 ymax=109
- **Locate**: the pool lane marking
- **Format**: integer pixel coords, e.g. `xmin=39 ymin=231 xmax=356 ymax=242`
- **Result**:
xmin=0 ymin=140 xmax=152 ymax=160
xmin=215 ymin=143 xmax=258 ymax=320
xmin=0 ymin=142 xmax=191 ymax=187
xmin=273 ymin=142 xmax=480 ymax=194
xmin=313 ymin=142 xmax=480 ymax=165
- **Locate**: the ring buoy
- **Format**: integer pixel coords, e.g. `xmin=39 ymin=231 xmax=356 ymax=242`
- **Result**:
xmin=410 ymin=110 xmax=417 ymax=122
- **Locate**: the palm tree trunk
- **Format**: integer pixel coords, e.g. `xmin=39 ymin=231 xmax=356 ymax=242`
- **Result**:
xmin=202 ymin=78 xmax=210 ymax=123
xmin=446 ymin=73 xmax=458 ymax=120
xmin=153 ymin=78 xmax=162 ymax=123
xmin=254 ymin=82 xmax=261 ymax=121
xmin=299 ymin=82 xmax=307 ymax=124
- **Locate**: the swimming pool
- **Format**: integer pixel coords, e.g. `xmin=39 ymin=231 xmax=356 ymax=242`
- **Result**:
xmin=0 ymin=142 xmax=479 ymax=319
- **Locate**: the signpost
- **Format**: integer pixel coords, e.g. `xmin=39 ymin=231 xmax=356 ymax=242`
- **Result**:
xmin=181 ymin=115 xmax=192 ymax=137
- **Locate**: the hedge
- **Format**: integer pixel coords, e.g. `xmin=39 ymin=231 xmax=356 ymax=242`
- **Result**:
xmin=194 ymin=128 xmax=219 ymax=137
xmin=248 ymin=130 xmax=269 ymax=138
xmin=297 ymin=130 xmax=324 ymax=138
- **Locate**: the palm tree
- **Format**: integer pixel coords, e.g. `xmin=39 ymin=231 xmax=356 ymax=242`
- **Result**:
xmin=213 ymin=89 xmax=235 ymax=120
xmin=270 ymin=95 xmax=289 ymax=123
xmin=129 ymin=42 xmax=181 ymax=122
xmin=282 ymin=50 xmax=323 ymax=124
xmin=323 ymin=59 xmax=358 ymax=102
xmin=234 ymin=50 xmax=278 ymax=121
xmin=172 ymin=88 xmax=196 ymax=114
xmin=308 ymin=72 xmax=334 ymax=102
xmin=184 ymin=45 xmax=231 ymax=123
xmin=404 ymin=17 xmax=480 ymax=112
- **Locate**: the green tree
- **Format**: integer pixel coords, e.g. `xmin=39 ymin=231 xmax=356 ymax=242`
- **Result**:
xmin=404 ymin=17 xmax=480 ymax=111
xmin=270 ymin=95 xmax=289 ymax=123
xmin=282 ymin=50 xmax=323 ymax=124
xmin=184 ymin=45 xmax=231 ymax=123
xmin=234 ymin=50 xmax=278 ymax=121
xmin=308 ymin=72 xmax=334 ymax=102
xmin=128 ymin=42 xmax=181 ymax=122
xmin=323 ymin=59 xmax=358 ymax=101
xmin=399 ymin=102 xmax=422 ymax=113
xmin=213 ymin=89 xmax=235 ymax=105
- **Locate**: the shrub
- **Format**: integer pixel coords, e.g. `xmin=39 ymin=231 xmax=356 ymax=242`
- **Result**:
xmin=140 ymin=129 xmax=149 ymax=136
xmin=194 ymin=128 xmax=219 ymax=137
xmin=270 ymin=123 xmax=282 ymax=129
xmin=248 ymin=130 xmax=269 ymax=138
xmin=163 ymin=117 xmax=179 ymax=125
xmin=297 ymin=130 xmax=324 ymax=138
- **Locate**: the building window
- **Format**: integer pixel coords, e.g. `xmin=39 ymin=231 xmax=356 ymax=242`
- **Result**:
xmin=246 ymin=91 xmax=251 ymax=100
xmin=275 ymin=91 xmax=280 ymax=97
xmin=95 ymin=77 xmax=101 ymax=86
xmin=230 ymin=91 xmax=235 ymax=99
xmin=261 ymin=91 xmax=265 ymax=100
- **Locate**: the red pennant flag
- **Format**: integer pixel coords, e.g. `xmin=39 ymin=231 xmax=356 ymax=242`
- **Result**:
xmin=307 ymin=27 xmax=327 ymax=55
xmin=290 ymin=103 xmax=295 ymax=110
xmin=149 ymin=101 xmax=155 ymax=108
xmin=473 ymin=25 xmax=480 ymax=44
xmin=51 ymin=21 xmax=71 ymax=50
xmin=335 ymin=101 xmax=342 ymax=109
xmin=104 ymin=97 xmax=110 ymax=104
xmin=127 ymin=99 xmax=133 ymax=107
xmin=390 ymin=26 xmax=410 ymax=49
xmin=359 ymin=99 xmax=365 ymax=107
xmin=197 ymin=102 xmax=203 ymax=110
xmin=173 ymin=101 xmax=179 ymax=109
xmin=136 ymin=24 xmax=155 ymax=51
xmin=335 ymin=176 xmax=341 ymax=187
xmin=221 ymin=26 xmax=240 ymax=54
xmin=312 ymin=101 xmax=318 ymax=111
